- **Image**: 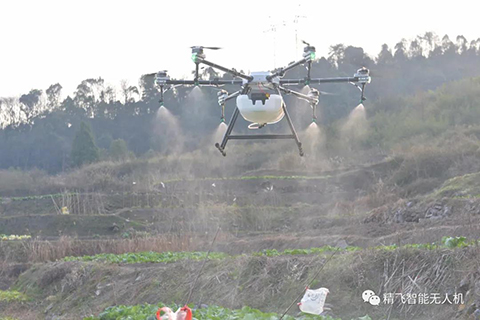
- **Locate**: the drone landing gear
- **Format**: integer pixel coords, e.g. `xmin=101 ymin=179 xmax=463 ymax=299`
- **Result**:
xmin=215 ymin=104 xmax=304 ymax=157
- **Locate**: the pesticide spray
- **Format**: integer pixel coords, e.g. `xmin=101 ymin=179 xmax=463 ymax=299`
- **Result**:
xmin=340 ymin=103 xmax=367 ymax=148
xmin=213 ymin=122 xmax=227 ymax=145
xmin=303 ymin=121 xmax=324 ymax=158
xmin=154 ymin=105 xmax=184 ymax=154
xmin=187 ymin=87 xmax=206 ymax=115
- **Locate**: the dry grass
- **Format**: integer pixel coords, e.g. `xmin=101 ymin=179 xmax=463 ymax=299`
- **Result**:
xmin=21 ymin=234 xmax=202 ymax=263
xmin=378 ymin=247 xmax=480 ymax=318
xmin=357 ymin=179 xmax=401 ymax=209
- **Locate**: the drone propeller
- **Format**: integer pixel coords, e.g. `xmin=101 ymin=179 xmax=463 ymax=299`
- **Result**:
xmin=317 ymin=90 xmax=337 ymax=96
xmin=191 ymin=46 xmax=222 ymax=50
xmin=301 ymin=40 xmax=310 ymax=46
xmin=143 ymin=70 xmax=168 ymax=78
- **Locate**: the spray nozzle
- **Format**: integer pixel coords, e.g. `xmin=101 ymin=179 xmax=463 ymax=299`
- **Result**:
xmin=312 ymin=118 xmax=317 ymax=123
xmin=220 ymin=117 xmax=225 ymax=123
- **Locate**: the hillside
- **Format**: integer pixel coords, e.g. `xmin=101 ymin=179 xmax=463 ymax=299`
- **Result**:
xmin=2 ymin=36 xmax=480 ymax=320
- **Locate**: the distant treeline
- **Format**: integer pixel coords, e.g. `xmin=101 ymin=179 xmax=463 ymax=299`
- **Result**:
xmin=1 ymin=32 xmax=480 ymax=173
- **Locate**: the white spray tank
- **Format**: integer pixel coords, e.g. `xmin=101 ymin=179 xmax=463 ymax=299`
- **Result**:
xmin=298 ymin=287 xmax=329 ymax=315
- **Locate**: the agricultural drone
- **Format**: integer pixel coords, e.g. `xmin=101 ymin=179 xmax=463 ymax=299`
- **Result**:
xmin=148 ymin=42 xmax=371 ymax=156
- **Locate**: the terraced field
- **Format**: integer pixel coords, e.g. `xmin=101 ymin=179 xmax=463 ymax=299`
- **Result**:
xmin=2 ymin=163 xmax=480 ymax=319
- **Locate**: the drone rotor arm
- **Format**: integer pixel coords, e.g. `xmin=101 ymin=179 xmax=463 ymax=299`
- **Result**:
xmin=199 ymin=59 xmax=253 ymax=82
xmin=165 ymin=79 xmax=243 ymax=86
xmin=280 ymin=77 xmax=359 ymax=85
xmin=267 ymin=57 xmax=309 ymax=81
xmin=225 ymin=90 xmax=241 ymax=102
xmin=278 ymin=86 xmax=318 ymax=105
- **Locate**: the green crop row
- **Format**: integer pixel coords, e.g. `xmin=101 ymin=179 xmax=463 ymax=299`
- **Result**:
xmin=0 ymin=234 xmax=31 ymax=241
xmin=163 ymin=175 xmax=330 ymax=183
xmin=374 ymin=236 xmax=477 ymax=251
xmin=252 ymin=246 xmax=361 ymax=257
xmin=64 ymin=238 xmax=477 ymax=265
xmin=8 ymin=192 xmax=77 ymax=202
xmin=63 ymin=246 xmax=362 ymax=264
xmin=64 ymin=251 xmax=230 ymax=264
xmin=83 ymin=303 xmax=371 ymax=320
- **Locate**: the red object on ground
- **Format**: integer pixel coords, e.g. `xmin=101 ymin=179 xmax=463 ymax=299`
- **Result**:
xmin=176 ymin=305 xmax=193 ymax=320
xmin=157 ymin=307 xmax=174 ymax=320
xmin=156 ymin=305 xmax=192 ymax=320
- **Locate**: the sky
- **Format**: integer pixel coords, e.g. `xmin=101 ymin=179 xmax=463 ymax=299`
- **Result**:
xmin=1 ymin=0 xmax=478 ymax=98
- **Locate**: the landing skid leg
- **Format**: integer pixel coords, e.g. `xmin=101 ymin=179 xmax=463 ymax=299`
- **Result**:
xmin=282 ymin=103 xmax=304 ymax=156
xmin=215 ymin=107 xmax=240 ymax=156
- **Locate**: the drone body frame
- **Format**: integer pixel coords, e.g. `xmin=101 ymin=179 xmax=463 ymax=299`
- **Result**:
xmin=152 ymin=43 xmax=371 ymax=156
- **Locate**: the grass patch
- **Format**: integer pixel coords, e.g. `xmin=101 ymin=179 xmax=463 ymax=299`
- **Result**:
xmin=0 ymin=290 xmax=29 ymax=302
xmin=432 ymin=172 xmax=480 ymax=198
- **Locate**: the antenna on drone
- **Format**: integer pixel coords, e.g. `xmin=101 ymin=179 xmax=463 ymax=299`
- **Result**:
xmin=293 ymin=13 xmax=307 ymax=56
xmin=263 ymin=17 xmax=287 ymax=69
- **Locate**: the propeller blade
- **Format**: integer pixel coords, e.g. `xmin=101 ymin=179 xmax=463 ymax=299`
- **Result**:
xmin=318 ymin=90 xmax=337 ymax=96
xmin=143 ymin=70 xmax=168 ymax=78
xmin=190 ymin=46 xmax=222 ymax=50
xmin=302 ymin=40 xmax=310 ymax=46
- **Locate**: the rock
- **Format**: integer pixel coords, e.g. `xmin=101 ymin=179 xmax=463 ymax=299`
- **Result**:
xmin=474 ymin=309 xmax=480 ymax=320
xmin=260 ymin=181 xmax=274 ymax=192
xmin=460 ymin=276 xmax=471 ymax=293
xmin=45 ymin=303 xmax=54 ymax=313
xmin=394 ymin=209 xmax=405 ymax=223
xmin=443 ymin=206 xmax=451 ymax=217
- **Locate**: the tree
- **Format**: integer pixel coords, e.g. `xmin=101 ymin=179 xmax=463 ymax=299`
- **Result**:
xmin=46 ymin=83 xmax=62 ymax=110
xmin=377 ymin=44 xmax=393 ymax=65
xmin=409 ymin=39 xmax=423 ymax=58
xmin=328 ymin=44 xmax=345 ymax=67
xmin=74 ymin=78 xmax=105 ymax=117
xmin=442 ymin=35 xmax=456 ymax=56
xmin=1 ymin=97 xmax=23 ymax=127
xmin=394 ymin=40 xmax=407 ymax=61
xmin=19 ymin=89 xmax=43 ymax=122
xmin=71 ymin=121 xmax=99 ymax=167
xmin=120 ymin=80 xmax=139 ymax=105
xmin=109 ymin=139 xmax=130 ymax=160
xmin=456 ymin=35 xmax=468 ymax=55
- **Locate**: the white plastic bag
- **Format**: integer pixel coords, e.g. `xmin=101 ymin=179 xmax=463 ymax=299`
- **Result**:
xmin=298 ymin=287 xmax=329 ymax=315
